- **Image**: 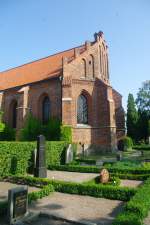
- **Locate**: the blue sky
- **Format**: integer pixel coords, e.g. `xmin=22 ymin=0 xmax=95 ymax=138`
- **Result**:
xmin=0 ymin=0 xmax=150 ymax=109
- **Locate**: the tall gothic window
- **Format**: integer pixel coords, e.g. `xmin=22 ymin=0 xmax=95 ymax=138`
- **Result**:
xmin=77 ymin=95 xmax=88 ymax=124
xmin=42 ymin=96 xmax=50 ymax=124
xmin=12 ymin=101 xmax=17 ymax=128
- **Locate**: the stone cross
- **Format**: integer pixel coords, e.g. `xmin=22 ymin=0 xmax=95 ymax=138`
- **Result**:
xmin=34 ymin=135 xmax=47 ymax=178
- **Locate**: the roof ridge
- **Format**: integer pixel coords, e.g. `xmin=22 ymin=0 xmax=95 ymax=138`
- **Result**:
xmin=0 ymin=44 xmax=85 ymax=74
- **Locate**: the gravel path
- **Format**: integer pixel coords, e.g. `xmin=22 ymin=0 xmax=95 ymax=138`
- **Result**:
xmin=29 ymin=192 xmax=124 ymax=225
xmin=47 ymin=170 xmax=98 ymax=183
xmin=144 ymin=211 xmax=150 ymax=225
xmin=0 ymin=182 xmax=39 ymax=202
xmin=120 ymin=179 xmax=143 ymax=187
xmin=47 ymin=170 xmax=143 ymax=188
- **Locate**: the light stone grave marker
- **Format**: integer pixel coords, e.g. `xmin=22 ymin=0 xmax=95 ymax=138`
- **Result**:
xmin=100 ymin=168 xmax=109 ymax=184
xmin=65 ymin=144 xmax=73 ymax=164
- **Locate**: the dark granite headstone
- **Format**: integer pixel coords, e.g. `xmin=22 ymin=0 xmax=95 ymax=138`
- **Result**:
xmin=34 ymin=135 xmax=47 ymax=178
xmin=8 ymin=186 xmax=28 ymax=224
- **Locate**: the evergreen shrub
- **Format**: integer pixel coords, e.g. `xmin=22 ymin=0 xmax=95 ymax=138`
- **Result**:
xmin=118 ymin=136 xmax=133 ymax=151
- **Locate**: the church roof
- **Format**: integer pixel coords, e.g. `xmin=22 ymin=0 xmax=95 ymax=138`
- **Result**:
xmin=0 ymin=45 xmax=86 ymax=91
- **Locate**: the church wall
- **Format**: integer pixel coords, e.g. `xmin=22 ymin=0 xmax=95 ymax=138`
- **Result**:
xmin=2 ymin=78 xmax=62 ymax=129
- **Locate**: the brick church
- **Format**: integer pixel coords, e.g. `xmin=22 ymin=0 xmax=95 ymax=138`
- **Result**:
xmin=0 ymin=32 xmax=125 ymax=153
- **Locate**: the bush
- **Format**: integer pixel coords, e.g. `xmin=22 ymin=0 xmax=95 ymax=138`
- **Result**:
xmin=76 ymin=158 xmax=96 ymax=165
xmin=0 ymin=142 xmax=34 ymax=176
xmin=20 ymin=113 xmax=70 ymax=142
xmin=0 ymin=125 xmax=16 ymax=141
xmin=5 ymin=175 xmax=136 ymax=201
xmin=114 ymin=177 xmax=150 ymax=225
xmin=46 ymin=141 xmax=68 ymax=166
xmin=84 ymin=175 xmax=121 ymax=187
xmin=19 ymin=113 xmax=42 ymax=141
xmin=133 ymin=145 xmax=150 ymax=150
xmin=61 ymin=125 xmax=72 ymax=142
xmin=0 ymin=141 xmax=68 ymax=176
xmin=0 ymin=111 xmax=15 ymax=140
xmin=48 ymin=164 xmax=150 ymax=175
xmin=42 ymin=118 xmax=61 ymax=141
xmin=113 ymin=212 xmax=143 ymax=225
xmin=0 ymin=111 xmax=5 ymax=132
xmin=118 ymin=136 xmax=133 ymax=151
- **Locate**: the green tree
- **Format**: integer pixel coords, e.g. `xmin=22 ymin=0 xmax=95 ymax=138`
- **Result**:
xmin=136 ymin=80 xmax=150 ymax=142
xmin=19 ymin=112 xmax=42 ymax=141
xmin=136 ymin=80 xmax=150 ymax=116
xmin=126 ymin=94 xmax=138 ymax=141
xmin=0 ymin=111 xmax=5 ymax=132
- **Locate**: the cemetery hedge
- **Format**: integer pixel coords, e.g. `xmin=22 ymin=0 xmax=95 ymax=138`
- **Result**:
xmin=0 ymin=141 xmax=68 ymax=177
xmin=48 ymin=164 xmax=150 ymax=175
xmin=133 ymin=145 xmax=150 ymax=150
xmin=113 ymin=176 xmax=150 ymax=225
xmin=5 ymin=176 xmax=137 ymax=201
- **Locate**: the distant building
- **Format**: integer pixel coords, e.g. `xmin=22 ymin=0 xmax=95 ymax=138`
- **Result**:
xmin=0 ymin=32 xmax=125 ymax=153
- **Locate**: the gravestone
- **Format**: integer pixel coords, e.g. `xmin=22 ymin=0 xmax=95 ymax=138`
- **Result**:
xmin=34 ymin=135 xmax=47 ymax=178
xmin=65 ymin=144 xmax=73 ymax=164
xmin=96 ymin=160 xmax=104 ymax=166
xmin=8 ymin=186 xmax=28 ymax=224
xmin=116 ymin=152 xmax=122 ymax=161
xmin=100 ymin=168 xmax=109 ymax=184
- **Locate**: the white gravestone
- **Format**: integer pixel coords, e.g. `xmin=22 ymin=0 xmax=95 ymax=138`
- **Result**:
xmin=65 ymin=144 xmax=73 ymax=164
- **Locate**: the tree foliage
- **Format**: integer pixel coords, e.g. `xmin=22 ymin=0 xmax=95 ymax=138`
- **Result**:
xmin=126 ymin=94 xmax=138 ymax=140
xmin=136 ymin=80 xmax=150 ymax=116
xmin=0 ymin=111 xmax=5 ymax=132
xmin=136 ymin=80 xmax=150 ymax=142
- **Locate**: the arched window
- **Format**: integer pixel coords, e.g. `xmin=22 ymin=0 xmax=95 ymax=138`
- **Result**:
xmin=81 ymin=59 xmax=86 ymax=77
xmin=42 ymin=96 xmax=50 ymax=124
xmin=77 ymin=95 xmax=88 ymax=124
xmin=12 ymin=101 xmax=17 ymax=128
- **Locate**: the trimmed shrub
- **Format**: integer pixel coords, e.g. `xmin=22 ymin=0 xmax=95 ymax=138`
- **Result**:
xmin=118 ymin=136 xmax=133 ymax=151
xmin=0 ymin=142 xmax=34 ymax=176
xmin=48 ymin=164 xmax=150 ymax=175
xmin=5 ymin=176 xmax=136 ymax=201
xmin=133 ymin=145 xmax=150 ymax=150
xmin=76 ymin=158 xmax=96 ymax=165
xmin=0 ymin=141 xmax=68 ymax=176
xmin=113 ymin=212 xmax=143 ymax=225
xmin=46 ymin=141 xmax=68 ymax=166
xmin=61 ymin=125 xmax=72 ymax=142
xmin=114 ymin=177 xmax=150 ymax=225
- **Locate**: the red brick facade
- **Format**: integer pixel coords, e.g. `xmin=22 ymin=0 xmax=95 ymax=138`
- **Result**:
xmin=0 ymin=32 xmax=125 ymax=153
